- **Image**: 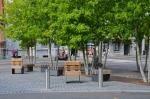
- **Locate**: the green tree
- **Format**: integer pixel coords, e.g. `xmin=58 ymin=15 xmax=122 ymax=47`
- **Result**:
xmin=111 ymin=0 xmax=149 ymax=82
xmin=89 ymin=0 xmax=116 ymax=67
xmin=52 ymin=0 xmax=116 ymax=74
xmin=5 ymin=0 xmax=48 ymax=63
xmin=47 ymin=0 xmax=92 ymax=74
xmin=141 ymin=1 xmax=150 ymax=83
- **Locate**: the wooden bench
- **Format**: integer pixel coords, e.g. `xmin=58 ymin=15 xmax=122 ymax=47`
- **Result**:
xmin=64 ymin=61 xmax=81 ymax=82
xmin=10 ymin=58 xmax=24 ymax=74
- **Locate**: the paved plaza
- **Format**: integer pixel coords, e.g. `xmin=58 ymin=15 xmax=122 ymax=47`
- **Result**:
xmin=0 ymin=56 xmax=150 ymax=94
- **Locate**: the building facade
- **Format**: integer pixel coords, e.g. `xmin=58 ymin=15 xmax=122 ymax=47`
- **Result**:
xmin=106 ymin=38 xmax=145 ymax=57
xmin=0 ymin=0 xmax=6 ymax=59
xmin=0 ymin=0 xmax=4 ymax=15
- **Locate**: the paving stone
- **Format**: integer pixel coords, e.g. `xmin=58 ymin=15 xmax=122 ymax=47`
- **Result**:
xmin=0 ymin=58 xmax=150 ymax=94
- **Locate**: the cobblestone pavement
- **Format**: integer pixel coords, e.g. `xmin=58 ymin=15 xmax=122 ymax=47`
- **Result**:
xmin=0 ymin=66 xmax=150 ymax=94
xmin=0 ymin=56 xmax=150 ymax=94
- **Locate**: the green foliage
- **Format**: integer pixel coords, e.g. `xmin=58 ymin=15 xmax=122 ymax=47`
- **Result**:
xmin=50 ymin=0 xmax=116 ymax=49
xmin=109 ymin=0 xmax=150 ymax=43
xmin=0 ymin=15 xmax=4 ymax=31
xmin=5 ymin=0 xmax=48 ymax=48
xmin=4 ymin=0 xmax=150 ymax=51
xmin=49 ymin=0 xmax=93 ymax=49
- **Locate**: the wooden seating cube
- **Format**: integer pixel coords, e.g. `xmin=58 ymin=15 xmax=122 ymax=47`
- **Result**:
xmin=11 ymin=58 xmax=24 ymax=74
xmin=64 ymin=61 xmax=81 ymax=82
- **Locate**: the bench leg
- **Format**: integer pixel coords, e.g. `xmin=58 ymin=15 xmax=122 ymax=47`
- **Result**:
xmin=12 ymin=69 xmax=15 ymax=74
xmin=21 ymin=68 xmax=24 ymax=74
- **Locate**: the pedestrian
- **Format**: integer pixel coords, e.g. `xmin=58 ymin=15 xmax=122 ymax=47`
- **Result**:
xmin=14 ymin=49 xmax=18 ymax=57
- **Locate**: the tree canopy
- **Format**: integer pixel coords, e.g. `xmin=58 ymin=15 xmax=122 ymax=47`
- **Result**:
xmin=4 ymin=0 xmax=150 ymax=51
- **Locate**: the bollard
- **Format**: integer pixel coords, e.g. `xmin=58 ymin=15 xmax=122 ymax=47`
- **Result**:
xmin=49 ymin=68 xmax=50 ymax=88
xmin=46 ymin=69 xmax=50 ymax=89
xmin=98 ymin=67 xmax=103 ymax=88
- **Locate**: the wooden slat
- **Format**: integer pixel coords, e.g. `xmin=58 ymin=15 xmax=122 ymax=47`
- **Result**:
xmin=64 ymin=65 xmax=80 ymax=70
xmin=11 ymin=61 xmax=23 ymax=65
xmin=10 ymin=58 xmax=23 ymax=69
xmin=64 ymin=61 xmax=81 ymax=76
xmin=64 ymin=71 xmax=81 ymax=76
xmin=65 ymin=61 xmax=81 ymax=66
xmin=64 ymin=61 xmax=81 ymax=82
xmin=11 ymin=66 xmax=22 ymax=69
xmin=103 ymin=69 xmax=112 ymax=74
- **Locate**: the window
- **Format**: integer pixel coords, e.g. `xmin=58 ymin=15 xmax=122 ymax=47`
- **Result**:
xmin=113 ymin=41 xmax=120 ymax=51
xmin=103 ymin=42 xmax=109 ymax=52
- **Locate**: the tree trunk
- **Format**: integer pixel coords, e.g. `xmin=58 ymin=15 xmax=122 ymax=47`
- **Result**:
xmin=31 ymin=47 xmax=34 ymax=64
xmin=85 ymin=45 xmax=89 ymax=74
xmin=148 ymin=57 xmax=150 ymax=83
xmin=98 ymin=41 xmax=103 ymax=64
xmin=144 ymin=37 xmax=149 ymax=71
xmin=82 ymin=47 xmax=88 ymax=75
xmin=48 ymin=41 xmax=53 ymax=67
xmin=136 ymin=42 xmax=147 ymax=82
xmin=98 ymin=42 xmax=100 ymax=57
xmin=147 ymin=37 xmax=150 ymax=83
xmin=136 ymin=47 xmax=140 ymax=71
xmin=103 ymin=47 xmax=109 ymax=68
xmin=56 ymin=46 xmax=60 ymax=69
xmin=48 ymin=43 xmax=50 ymax=57
xmin=34 ymin=44 xmax=36 ymax=64
xmin=68 ymin=49 xmax=71 ymax=61
xmin=27 ymin=47 xmax=30 ymax=64
xmin=85 ymin=45 xmax=89 ymax=64
xmin=74 ymin=51 xmax=77 ymax=61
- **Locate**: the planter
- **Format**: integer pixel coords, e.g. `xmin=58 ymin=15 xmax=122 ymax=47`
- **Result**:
xmin=49 ymin=67 xmax=63 ymax=76
xmin=91 ymin=74 xmax=110 ymax=81
xmin=24 ymin=64 xmax=34 ymax=72
xmin=11 ymin=58 xmax=24 ymax=74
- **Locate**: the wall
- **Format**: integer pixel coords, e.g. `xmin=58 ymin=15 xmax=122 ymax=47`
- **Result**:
xmin=0 ymin=0 xmax=4 ymax=15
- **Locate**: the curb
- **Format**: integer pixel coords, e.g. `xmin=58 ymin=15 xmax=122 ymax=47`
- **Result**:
xmin=40 ymin=89 xmax=150 ymax=93
xmin=0 ymin=89 xmax=150 ymax=95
